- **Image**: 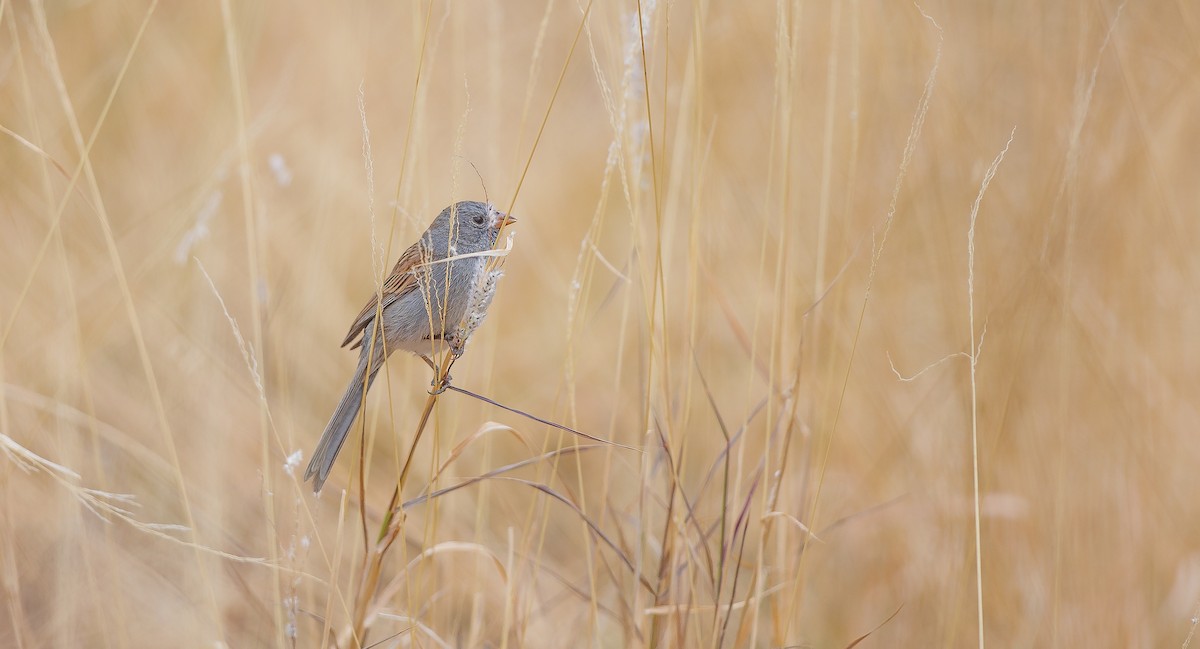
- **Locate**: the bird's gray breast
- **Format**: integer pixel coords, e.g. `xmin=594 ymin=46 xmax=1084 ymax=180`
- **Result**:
xmin=430 ymin=255 xmax=485 ymax=329
xmin=382 ymin=255 xmax=484 ymax=348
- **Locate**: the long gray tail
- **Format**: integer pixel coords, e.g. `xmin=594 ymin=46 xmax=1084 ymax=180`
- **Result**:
xmin=305 ymin=356 xmax=382 ymax=492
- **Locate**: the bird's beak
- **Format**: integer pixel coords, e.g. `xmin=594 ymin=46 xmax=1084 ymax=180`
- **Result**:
xmin=497 ymin=212 xmax=517 ymax=227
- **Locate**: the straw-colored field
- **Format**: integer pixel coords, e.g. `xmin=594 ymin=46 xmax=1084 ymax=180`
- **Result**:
xmin=3 ymin=1 xmax=1198 ymax=647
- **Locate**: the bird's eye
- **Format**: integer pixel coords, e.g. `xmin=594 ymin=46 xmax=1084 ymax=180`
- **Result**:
xmin=473 ymin=214 xmax=487 ymax=226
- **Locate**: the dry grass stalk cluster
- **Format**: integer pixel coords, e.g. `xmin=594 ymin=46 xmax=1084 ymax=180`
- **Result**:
xmin=2 ymin=0 xmax=1199 ymax=647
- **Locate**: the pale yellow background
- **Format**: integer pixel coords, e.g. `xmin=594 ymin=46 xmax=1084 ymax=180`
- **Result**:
xmin=1 ymin=1 xmax=1196 ymax=647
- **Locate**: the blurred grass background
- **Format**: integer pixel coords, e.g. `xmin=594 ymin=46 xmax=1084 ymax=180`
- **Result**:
xmin=3 ymin=0 xmax=1199 ymax=646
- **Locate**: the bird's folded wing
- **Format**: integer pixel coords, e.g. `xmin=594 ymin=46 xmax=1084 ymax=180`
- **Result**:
xmin=342 ymin=241 xmax=428 ymax=349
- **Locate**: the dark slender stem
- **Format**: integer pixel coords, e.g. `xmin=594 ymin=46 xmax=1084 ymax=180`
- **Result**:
xmin=444 ymin=385 xmax=640 ymax=452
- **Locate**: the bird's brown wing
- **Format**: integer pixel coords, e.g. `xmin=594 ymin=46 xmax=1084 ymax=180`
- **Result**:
xmin=341 ymin=240 xmax=428 ymax=349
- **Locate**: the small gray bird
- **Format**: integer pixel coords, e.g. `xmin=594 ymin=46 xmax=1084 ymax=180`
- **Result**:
xmin=305 ymin=201 xmax=514 ymax=492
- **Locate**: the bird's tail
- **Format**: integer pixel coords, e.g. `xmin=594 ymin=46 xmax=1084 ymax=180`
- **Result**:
xmin=304 ymin=355 xmax=381 ymax=492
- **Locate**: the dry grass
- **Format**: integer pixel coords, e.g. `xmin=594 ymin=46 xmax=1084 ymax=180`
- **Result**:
xmin=2 ymin=0 xmax=1199 ymax=647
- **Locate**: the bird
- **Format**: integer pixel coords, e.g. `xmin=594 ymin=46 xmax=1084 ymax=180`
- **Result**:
xmin=304 ymin=200 xmax=514 ymax=492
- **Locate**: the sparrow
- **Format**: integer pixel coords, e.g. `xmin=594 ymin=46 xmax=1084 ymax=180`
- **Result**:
xmin=304 ymin=200 xmax=514 ymax=492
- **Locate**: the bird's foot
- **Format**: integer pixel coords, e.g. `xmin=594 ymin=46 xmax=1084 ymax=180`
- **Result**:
xmin=446 ymin=332 xmax=467 ymax=358
xmin=429 ymin=372 xmax=453 ymax=395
